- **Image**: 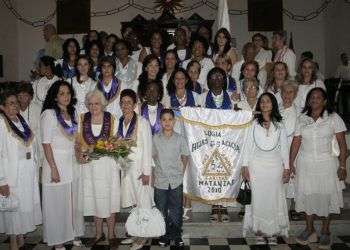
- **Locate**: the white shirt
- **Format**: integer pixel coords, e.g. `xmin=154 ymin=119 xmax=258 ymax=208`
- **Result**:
xmin=295 ymin=112 xmax=347 ymax=160
xmin=294 ymin=79 xmax=326 ymax=114
xmin=335 ymin=63 xmax=350 ymax=80
xmin=274 ymin=46 xmax=296 ymax=79
xmin=231 ymin=59 xmax=266 ymax=93
xmin=255 ymin=48 xmax=272 ymax=67
xmin=32 ymin=76 xmax=60 ymax=106
xmin=115 ymin=57 xmax=139 ymax=91
xmin=280 ymin=104 xmax=297 ymax=147
xmin=182 ymin=57 xmax=214 ymax=90
xmin=70 ymin=76 xmax=96 ymax=115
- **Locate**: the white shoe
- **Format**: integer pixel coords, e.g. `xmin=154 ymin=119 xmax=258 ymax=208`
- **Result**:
xmin=73 ymin=239 xmax=83 ymax=247
xmin=255 ymin=236 xmax=266 ymax=245
xmin=121 ymin=237 xmax=134 ymax=244
xmin=55 ymin=247 xmax=66 ymax=250
xmin=130 ymin=239 xmax=147 ymax=250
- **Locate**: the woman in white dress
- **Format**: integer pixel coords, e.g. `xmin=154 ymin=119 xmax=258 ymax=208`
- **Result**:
xmin=252 ymin=33 xmax=272 ymax=69
xmin=0 ymin=89 xmax=42 ymax=250
xmin=137 ymin=54 xmax=163 ymax=103
xmin=231 ymin=43 xmax=266 ymax=91
xmin=114 ymin=39 xmax=139 ymax=92
xmin=32 ymin=56 xmax=60 ymax=119
xmin=138 ymin=80 xmax=164 ymax=135
xmin=290 ymin=87 xmax=347 ymax=249
xmin=279 ymin=80 xmax=299 ymax=219
xmin=75 ymin=90 xmax=120 ymax=248
xmin=182 ymin=36 xmax=215 ymax=90
xmin=265 ymin=62 xmax=290 ymax=107
xmin=96 ymin=56 xmax=122 ymax=119
xmin=118 ymin=89 xmax=153 ymax=249
xmin=70 ymin=55 xmax=96 ymax=115
xmin=56 ymin=38 xmax=80 ymax=79
xmin=241 ymin=92 xmax=290 ymax=245
xmin=161 ymin=50 xmax=179 ymax=105
xmin=166 ymin=68 xmax=201 ymax=109
xmin=41 ymin=80 xmax=84 ymax=249
xmin=212 ymin=28 xmax=238 ymax=66
xmin=86 ymin=40 xmax=103 ymax=80
xmin=236 ymin=78 xmax=259 ymax=111
xmin=294 ymin=58 xmax=325 ymax=113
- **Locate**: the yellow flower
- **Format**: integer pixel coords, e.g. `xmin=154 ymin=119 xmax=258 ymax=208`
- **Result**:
xmin=95 ymin=139 xmax=106 ymax=149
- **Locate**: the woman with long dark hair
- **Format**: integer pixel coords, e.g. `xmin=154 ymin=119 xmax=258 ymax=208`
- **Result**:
xmin=56 ymin=38 xmax=80 ymax=79
xmin=290 ymin=87 xmax=347 ymax=249
xmin=137 ymin=54 xmax=163 ymax=102
xmin=86 ymin=40 xmax=103 ymax=80
xmin=241 ymin=92 xmax=290 ymax=245
xmin=213 ymin=28 xmax=238 ymax=66
xmin=96 ymin=56 xmax=123 ymax=119
xmin=41 ymin=80 xmax=84 ymax=249
xmin=70 ymin=55 xmax=96 ymax=115
xmin=161 ymin=49 xmax=179 ymax=105
xmin=166 ymin=68 xmax=200 ymax=109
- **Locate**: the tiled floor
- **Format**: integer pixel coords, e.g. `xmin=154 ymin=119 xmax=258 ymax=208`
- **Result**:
xmin=1 ymin=235 xmax=350 ymax=250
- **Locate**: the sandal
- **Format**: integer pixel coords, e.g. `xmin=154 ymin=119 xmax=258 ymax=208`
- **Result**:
xmin=221 ymin=213 xmax=230 ymax=223
xmin=290 ymin=210 xmax=301 ymax=221
xmin=108 ymin=237 xmax=119 ymax=249
xmin=210 ymin=212 xmax=219 ymax=223
xmin=86 ymin=233 xmax=106 ymax=247
xmin=183 ymin=207 xmax=192 ymax=221
xmin=255 ymin=236 xmax=266 ymax=245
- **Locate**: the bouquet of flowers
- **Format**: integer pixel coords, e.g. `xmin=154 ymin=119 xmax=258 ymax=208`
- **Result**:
xmin=81 ymin=137 xmax=135 ymax=170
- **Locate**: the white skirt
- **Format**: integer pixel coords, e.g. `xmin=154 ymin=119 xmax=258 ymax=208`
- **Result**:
xmin=295 ymin=154 xmax=343 ymax=217
xmin=0 ymin=158 xmax=42 ymax=235
xmin=42 ymin=182 xmax=84 ymax=246
xmin=83 ymin=157 xmax=120 ymax=218
xmin=243 ymin=158 xmax=289 ymax=237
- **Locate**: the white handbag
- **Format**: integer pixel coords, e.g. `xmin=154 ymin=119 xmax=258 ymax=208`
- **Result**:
xmin=125 ymin=185 xmax=166 ymax=238
xmin=0 ymin=195 xmax=19 ymax=212
xmin=332 ymin=135 xmax=340 ymax=157
xmin=286 ymin=178 xmax=296 ymax=199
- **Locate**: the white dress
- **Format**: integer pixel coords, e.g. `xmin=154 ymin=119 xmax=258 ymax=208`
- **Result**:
xmin=182 ymin=57 xmax=214 ymax=90
xmin=98 ymin=79 xmax=123 ymax=120
xmin=41 ymin=109 xmax=84 ymax=246
xmin=120 ymin=116 xmax=153 ymax=208
xmin=20 ymin=104 xmax=44 ymax=170
xmin=255 ymin=48 xmax=272 ymax=68
xmin=70 ymin=76 xmax=96 ymax=115
xmin=32 ymin=75 xmax=60 ymax=117
xmin=115 ymin=57 xmax=139 ymax=91
xmin=294 ymin=79 xmax=325 ymax=114
xmin=79 ymin=114 xmax=121 ymax=218
xmin=274 ymin=46 xmax=296 ymax=79
xmin=242 ymin=120 xmax=290 ymax=237
xmin=231 ymin=59 xmax=266 ymax=93
xmin=0 ymin=117 xmax=42 ymax=235
xmin=295 ymin=112 xmax=346 ymax=217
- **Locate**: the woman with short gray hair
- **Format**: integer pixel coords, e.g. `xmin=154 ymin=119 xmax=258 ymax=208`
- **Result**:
xmin=76 ymin=89 xmax=120 ymax=248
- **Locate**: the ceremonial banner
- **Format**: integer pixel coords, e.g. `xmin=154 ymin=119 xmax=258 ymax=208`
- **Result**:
xmin=181 ymin=107 xmax=252 ymax=204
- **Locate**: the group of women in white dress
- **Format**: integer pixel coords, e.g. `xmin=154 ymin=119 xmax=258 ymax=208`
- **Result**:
xmin=0 ymin=26 xmax=348 ymax=250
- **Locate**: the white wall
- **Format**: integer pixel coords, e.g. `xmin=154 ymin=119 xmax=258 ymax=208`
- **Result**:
xmin=0 ymin=0 xmax=19 ymax=81
xmin=323 ymin=0 xmax=350 ymax=77
xmin=0 ymin=0 xmax=349 ymax=81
